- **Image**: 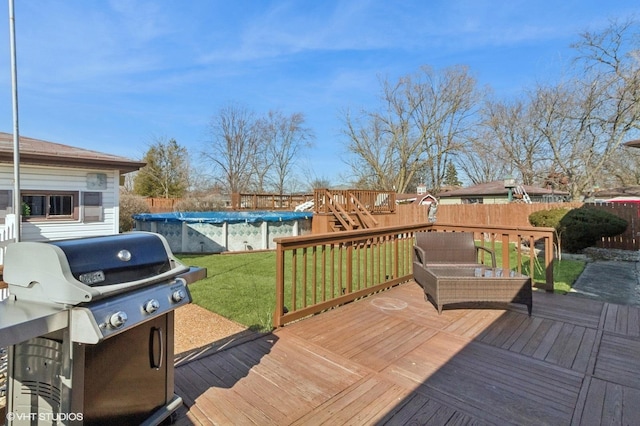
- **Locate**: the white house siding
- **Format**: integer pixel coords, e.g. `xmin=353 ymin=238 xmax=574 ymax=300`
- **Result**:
xmin=438 ymin=197 xmax=462 ymax=205
xmin=438 ymin=196 xmax=509 ymax=205
xmin=0 ymin=164 xmax=119 ymax=241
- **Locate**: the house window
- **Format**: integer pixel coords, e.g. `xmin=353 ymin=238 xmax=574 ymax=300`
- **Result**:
xmin=22 ymin=191 xmax=79 ymax=221
xmin=462 ymin=197 xmax=483 ymax=204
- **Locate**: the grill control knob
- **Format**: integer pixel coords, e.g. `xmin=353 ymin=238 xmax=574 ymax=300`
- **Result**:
xmin=144 ymin=299 xmax=160 ymax=314
xmin=172 ymin=289 xmax=186 ymax=303
xmin=109 ymin=311 xmax=128 ymax=328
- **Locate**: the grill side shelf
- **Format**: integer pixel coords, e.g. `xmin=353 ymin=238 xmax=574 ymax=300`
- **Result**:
xmin=0 ymin=301 xmax=69 ymax=348
xmin=177 ymin=267 xmax=207 ymax=285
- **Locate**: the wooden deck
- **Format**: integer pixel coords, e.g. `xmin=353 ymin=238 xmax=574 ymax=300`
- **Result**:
xmin=173 ymin=282 xmax=640 ymax=425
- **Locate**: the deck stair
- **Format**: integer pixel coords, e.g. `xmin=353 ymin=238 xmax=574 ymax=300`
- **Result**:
xmin=325 ymin=192 xmax=359 ymax=231
xmin=348 ymin=191 xmax=378 ymax=229
xmin=320 ymin=189 xmax=380 ymax=231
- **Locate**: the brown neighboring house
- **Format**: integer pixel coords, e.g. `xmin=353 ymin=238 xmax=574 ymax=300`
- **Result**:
xmin=593 ymin=186 xmax=640 ymax=202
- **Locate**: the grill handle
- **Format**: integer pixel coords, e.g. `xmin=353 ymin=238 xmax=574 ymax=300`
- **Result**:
xmin=150 ymin=326 xmax=164 ymax=370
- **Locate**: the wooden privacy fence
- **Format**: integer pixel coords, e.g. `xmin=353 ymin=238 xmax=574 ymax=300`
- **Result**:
xmin=436 ymin=202 xmax=586 ymax=226
xmin=388 ymin=202 xmax=583 ymax=228
xmin=273 ymin=222 xmax=555 ymax=327
xmin=389 ymin=202 xmax=638 ymax=251
xmin=144 ymin=197 xmax=180 ymax=213
xmin=588 ymin=203 xmax=640 ymax=251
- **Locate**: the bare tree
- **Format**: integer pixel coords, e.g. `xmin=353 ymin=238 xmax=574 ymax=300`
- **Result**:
xmin=342 ymin=65 xmax=481 ymax=193
xmin=458 ymin=130 xmax=510 ymax=184
xmin=531 ymin=19 xmax=640 ymax=200
xmin=257 ymin=110 xmax=314 ymax=194
xmin=203 ymin=103 xmax=260 ymax=193
xmin=415 ymin=65 xmax=483 ymax=193
xmin=248 ymin=141 xmax=269 ymax=193
xmin=602 ymin=144 xmax=640 ymax=187
xmin=343 ymin=109 xmax=399 ymax=190
xmin=308 ymin=177 xmax=332 ymax=190
xmin=479 ymin=98 xmax=551 ymax=185
xmin=297 ymin=160 xmax=334 ymax=191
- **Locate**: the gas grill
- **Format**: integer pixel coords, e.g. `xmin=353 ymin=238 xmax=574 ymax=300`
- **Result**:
xmin=0 ymin=232 xmax=206 ymax=425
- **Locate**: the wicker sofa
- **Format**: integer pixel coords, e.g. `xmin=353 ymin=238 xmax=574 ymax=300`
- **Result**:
xmin=412 ymin=231 xmax=496 ymax=270
xmin=412 ymin=232 xmax=532 ymax=315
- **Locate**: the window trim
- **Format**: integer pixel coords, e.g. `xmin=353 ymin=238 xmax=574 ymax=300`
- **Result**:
xmin=21 ymin=190 xmax=80 ymax=222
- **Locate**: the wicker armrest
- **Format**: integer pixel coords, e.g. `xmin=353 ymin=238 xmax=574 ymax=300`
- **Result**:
xmin=413 ymin=245 xmax=426 ymax=265
xmin=476 ymin=246 xmax=496 ymax=267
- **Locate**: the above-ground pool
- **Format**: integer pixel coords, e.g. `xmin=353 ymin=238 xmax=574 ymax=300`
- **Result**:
xmin=133 ymin=211 xmax=313 ymax=254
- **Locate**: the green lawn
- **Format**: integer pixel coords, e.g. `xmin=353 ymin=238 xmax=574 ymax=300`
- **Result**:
xmin=178 ymin=247 xmax=586 ymax=332
xmin=478 ymin=241 xmax=586 ymax=294
xmin=179 ymin=252 xmax=277 ymax=332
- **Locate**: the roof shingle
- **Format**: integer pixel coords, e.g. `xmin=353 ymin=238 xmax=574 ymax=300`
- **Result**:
xmin=0 ymin=132 xmax=145 ymax=173
xmin=438 ymin=180 xmax=568 ymax=197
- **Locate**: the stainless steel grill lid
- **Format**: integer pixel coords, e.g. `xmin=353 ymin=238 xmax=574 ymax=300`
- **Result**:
xmin=50 ymin=233 xmax=173 ymax=285
xmin=4 ymin=232 xmax=190 ymax=306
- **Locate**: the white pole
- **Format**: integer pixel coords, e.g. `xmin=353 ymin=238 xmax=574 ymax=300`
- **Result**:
xmin=8 ymin=0 xmax=20 ymax=241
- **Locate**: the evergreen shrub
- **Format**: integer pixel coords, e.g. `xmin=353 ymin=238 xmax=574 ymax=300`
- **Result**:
xmin=529 ymin=207 xmax=628 ymax=253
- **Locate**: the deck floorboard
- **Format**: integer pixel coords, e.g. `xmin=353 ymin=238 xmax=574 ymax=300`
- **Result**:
xmin=175 ymin=282 xmax=640 ymax=425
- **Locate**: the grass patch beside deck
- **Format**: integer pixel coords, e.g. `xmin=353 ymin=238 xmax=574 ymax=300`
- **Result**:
xmin=520 ymin=258 xmax=586 ymax=293
xmin=179 ymin=252 xmax=277 ymax=332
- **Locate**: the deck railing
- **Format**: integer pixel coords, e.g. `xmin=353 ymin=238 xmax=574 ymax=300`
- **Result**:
xmin=313 ymin=189 xmax=396 ymax=215
xmin=0 ymin=214 xmax=16 ymax=268
xmin=231 ymin=193 xmax=314 ymax=210
xmin=273 ymin=222 xmax=555 ymax=327
xmin=431 ymin=223 xmax=556 ymax=291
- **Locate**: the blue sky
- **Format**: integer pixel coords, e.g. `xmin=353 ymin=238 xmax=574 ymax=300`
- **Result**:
xmin=1 ymin=1 xmax=638 ymax=187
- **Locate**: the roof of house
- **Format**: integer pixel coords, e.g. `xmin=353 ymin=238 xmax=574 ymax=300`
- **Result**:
xmin=438 ymin=180 xmax=569 ymax=198
xmin=396 ymin=193 xmax=423 ymax=202
xmin=0 ymin=132 xmax=145 ymax=173
xmin=593 ymin=186 xmax=640 ymax=198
